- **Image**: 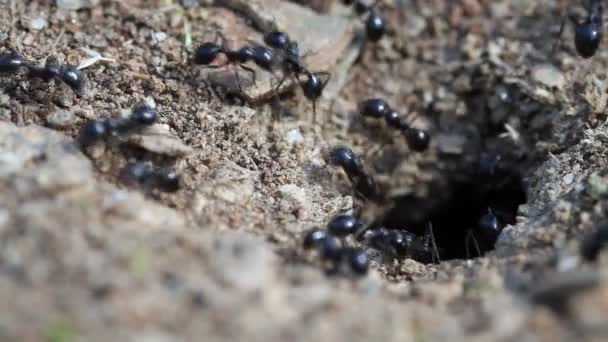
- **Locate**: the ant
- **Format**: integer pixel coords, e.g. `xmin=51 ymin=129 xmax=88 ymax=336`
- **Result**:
xmin=341 ymin=0 xmax=386 ymax=42
xmin=303 ymin=221 xmax=370 ymax=276
xmin=555 ymin=0 xmax=603 ymax=58
xmin=0 ymin=52 xmax=85 ymax=92
xmin=193 ymin=38 xmax=274 ymax=93
xmin=580 ymin=224 xmax=608 ymax=262
xmin=262 ymin=30 xmax=331 ymax=115
xmin=79 ymin=105 xmax=158 ymax=147
xmin=359 ymin=98 xmax=431 ymax=152
xmin=328 ymin=146 xmax=378 ymax=200
xmin=121 ymin=161 xmax=180 ymax=193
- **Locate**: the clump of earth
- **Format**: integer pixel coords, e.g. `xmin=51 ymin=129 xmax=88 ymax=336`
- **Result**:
xmin=0 ymin=0 xmax=607 ymax=341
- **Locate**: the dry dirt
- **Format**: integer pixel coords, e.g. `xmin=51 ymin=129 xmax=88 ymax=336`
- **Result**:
xmin=1 ymin=0 xmax=608 ymax=341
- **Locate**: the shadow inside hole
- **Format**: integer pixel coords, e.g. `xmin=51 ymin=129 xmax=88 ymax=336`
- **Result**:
xmin=380 ymin=163 xmax=527 ymax=261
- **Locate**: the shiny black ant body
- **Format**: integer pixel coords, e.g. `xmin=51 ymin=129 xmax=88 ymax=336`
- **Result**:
xmin=359 ymin=98 xmax=430 ymax=152
xmin=328 ymin=146 xmax=378 ymax=200
xmin=555 ymin=0 xmax=603 ymax=58
xmin=79 ymin=105 xmax=158 ymax=147
xmin=341 ymin=0 xmax=386 ymax=41
xmin=0 ymin=52 xmax=84 ymax=92
xmin=122 ymin=161 xmax=180 ymax=193
xmin=0 ymin=52 xmax=29 ymax=73
xmin=262 ymin=30 xmax=331 ymax=115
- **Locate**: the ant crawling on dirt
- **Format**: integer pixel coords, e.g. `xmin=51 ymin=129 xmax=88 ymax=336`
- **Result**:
xmin=121 ymin=161 xmax=180 ymax=193
xmin=303 ymin=220 xmax=370 ymax=276
xmin=262 ymin=30 xmax=331 ymax=115
xmin=79 ymin=104 xmax=158 ymax=147
xmin=554 ymin=0 xmax=603 ymax=58
xmin=323 ymin=138 xmax=525 ymax=266
xmin=341 ymin=0 xmax=386 ymax=41
xmin=328 ymin=146 xmax=378 ymax=200
xmin=0 ymin=51 xmax=85 ymax=92
xmin=28 ymin=62 xmax=84 ymax=92
xmin=193 ymin=38 xmax=274 ymax=93
xmin=359 ymin=98 xmax=431 ymax=152
xmin=302 ymin=212 xmax=443 ymax=275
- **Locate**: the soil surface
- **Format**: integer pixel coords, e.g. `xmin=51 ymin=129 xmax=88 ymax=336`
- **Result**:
xmin=1 ymin=0 xmax=608 ymax=341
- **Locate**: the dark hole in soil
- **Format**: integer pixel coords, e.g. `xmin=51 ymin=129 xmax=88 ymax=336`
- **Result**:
xmin=380 ymin=161 xmax=527 ymax=261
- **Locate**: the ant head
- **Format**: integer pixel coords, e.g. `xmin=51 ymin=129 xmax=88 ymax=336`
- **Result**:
xmin=79 ymin=119 xmax=108 ymax=146
xmin=264 ymin=31 xmax=290 ymax=49
xmin=360 ymin=98 xmax=389 ymax=118
xmin=328 ymin=214 xmax=360 ymax=237
xmin=194 ymin=42 xmax=222 ymax=65
xmin=237 ymin=46 xmax=255 ymax=63
xmin=60 ymin=65 xmax=84 ymax=91
xmin=347 ymin=248 xmax=370 ymax=275
xmin=405 ymin=128 xmax=430 ymax=152
xmin=303 ymin=227 xmax=328 ymax=249
xmin=122 ymin=161 xmax=153 ymax=183
xmin=353 ymin=1 xmax=369 ymax=15
xmin=366 ymin=11 xmax=386 ymax=42
xmin=572 ymin=16 xmax=602 ymax=58
xmin=477 ymin=210 xmax=501 ymax=242
xmin=328 ymin=146 xmax=359 ymax=173
xmin=301 ymin=72 xmax=329 ymax=101
xmin=131 ymin=105 xmax=158 ymax=126
xmin=156 ymin=169 xmax=180 ymax=192
xmin=252 ymin=46 xmax=274 ymax=70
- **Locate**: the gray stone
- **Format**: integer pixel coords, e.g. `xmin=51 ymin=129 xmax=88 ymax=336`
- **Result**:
xmin=211 ymin=232 xmax=276 ymax=292
xmin=46 ymin=109 xmax=77 ymax=128
xmin=56 ymin=0 xmax=99 ymax=10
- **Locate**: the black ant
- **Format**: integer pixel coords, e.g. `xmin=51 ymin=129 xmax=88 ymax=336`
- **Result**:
xmin=359 ymin=98 xmax=431 ymax=152
xmin=580 ymin=224 xmax=608 ymax=262
xmin=193 ymin=39 xmax=274 ymax=93
xmin=555 ymin=0 xmax=603 ymax=58
xmin=262 ymin=30 xmax=331 ymax=115
xmin=121 ymin=161 xmax=180 ymax=193
xmin=79 ymin=105 xmax=158 ymax=147
xmin=303 ymin=221 xmax=370 ymax=276
xmin=328 ymin=146 xmax=378 ymax=200
xmin=341 ymin=0 xmax=386 ymax=42
xmin=0 ymin=52 xmax=85 ymax=92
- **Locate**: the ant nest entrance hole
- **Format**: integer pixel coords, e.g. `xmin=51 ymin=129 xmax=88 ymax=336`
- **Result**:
xmin=363 ymin=76 xmax=562 ymax=264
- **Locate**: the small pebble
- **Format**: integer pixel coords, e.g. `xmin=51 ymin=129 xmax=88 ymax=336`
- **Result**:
xmin=29 ymin=17 xmax=48 ymax=30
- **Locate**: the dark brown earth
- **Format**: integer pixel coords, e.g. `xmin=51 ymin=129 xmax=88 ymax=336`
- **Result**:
xmin=1 ymin=0 xmax=608 ymax=341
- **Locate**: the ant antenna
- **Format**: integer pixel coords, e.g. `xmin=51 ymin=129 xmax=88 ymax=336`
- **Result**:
xmin=465 ymin=230 xmax=482 ymax=258
xmin=427 ymin=222 xmax=441 ymax=263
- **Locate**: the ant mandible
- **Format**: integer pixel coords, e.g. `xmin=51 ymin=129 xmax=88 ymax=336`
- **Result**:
xmin=555 ymin=0 xmax=603 ymax=58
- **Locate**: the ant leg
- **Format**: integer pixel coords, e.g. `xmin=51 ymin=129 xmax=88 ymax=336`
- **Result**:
xmin=551 ymin=10 xmax=570 ymax=56
xmin=274 ymin=73 xmax=289 ymax=94
xmin=470 ymin=232 xmax=482 ymax=257
xmin=233 ymin=67 xmax=243 ymax=93
xmin=315 ymin=71 xmax=332 ymax=88
xmin=427 ymin=222 xmax=441 ymax=263
xmin=466 ymin=230 xmax=482 ymax=257
xmin=239 ymin=64 xmax=256 ymax=86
